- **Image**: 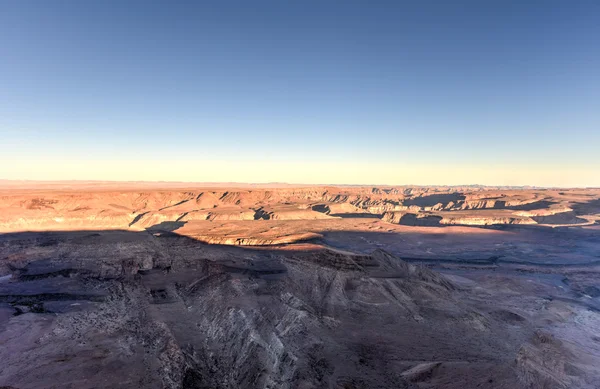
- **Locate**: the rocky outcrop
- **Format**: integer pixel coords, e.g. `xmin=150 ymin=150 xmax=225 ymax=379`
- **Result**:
xmin=382 ymin=211 xmax=442 ymax=226
xmin=255 ymin=207 xmax=333 ymax=221
xmin=187 ymin=232 xmax=323 ymax=246
xmin=440 ymin=215 xmax=536 ymax=226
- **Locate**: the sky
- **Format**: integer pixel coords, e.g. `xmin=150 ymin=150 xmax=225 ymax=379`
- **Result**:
xmin=0 ymin=0 xmax=599 ymax=187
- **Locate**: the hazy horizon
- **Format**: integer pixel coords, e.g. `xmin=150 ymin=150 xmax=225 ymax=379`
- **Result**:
xmin=0 ymin=177 xmax=598 ymax=189
xmin=1 ymin=1 xmax=599 ymax=186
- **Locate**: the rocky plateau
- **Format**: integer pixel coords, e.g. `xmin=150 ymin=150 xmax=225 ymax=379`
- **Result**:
xmin=1 ymin=183 xmax=600 ymax=388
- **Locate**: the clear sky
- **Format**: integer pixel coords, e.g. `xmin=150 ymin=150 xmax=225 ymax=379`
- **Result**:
xmin=1 ymin=0 xmax=599 ymax=186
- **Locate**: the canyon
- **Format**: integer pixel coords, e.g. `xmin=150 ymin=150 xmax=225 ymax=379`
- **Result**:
xmin=1 ymin=183 xmax=600 ymax=388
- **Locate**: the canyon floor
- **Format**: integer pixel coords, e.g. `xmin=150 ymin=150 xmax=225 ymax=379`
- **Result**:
xmin=1 ymin=183 xmax=600 ymax=388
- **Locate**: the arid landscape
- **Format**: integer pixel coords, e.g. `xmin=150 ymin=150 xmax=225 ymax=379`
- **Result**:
xmin=3 ymin=0 xmax=599 ymax=387
xmin=1 ymin=182 xmax=600 ymax=388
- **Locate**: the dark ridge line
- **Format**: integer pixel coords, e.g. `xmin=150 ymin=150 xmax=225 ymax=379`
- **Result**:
xmin=158 ymin=199 xmax=191 ymax=211
xmin=129 ymin=211 xmax=149 ymax=227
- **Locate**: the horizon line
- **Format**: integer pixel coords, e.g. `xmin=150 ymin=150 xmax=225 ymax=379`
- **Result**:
xmin=1 ymin=179 xmax=596 ymax=190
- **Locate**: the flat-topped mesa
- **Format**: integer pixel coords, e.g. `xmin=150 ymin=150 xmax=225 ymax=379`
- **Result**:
xmin=439 ymin=215 xmax=536 ymax=226
xmin=381 ymin=209 xmax=540 ymax=226
xmin=182 ymin=232 xmax=323 ymax=246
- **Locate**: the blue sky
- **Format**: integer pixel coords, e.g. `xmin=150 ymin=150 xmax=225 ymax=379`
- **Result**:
xmin=1 ymin=1 xmax=599 ymax=186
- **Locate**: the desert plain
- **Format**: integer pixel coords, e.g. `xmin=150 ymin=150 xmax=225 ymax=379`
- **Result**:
xmin=1 ymin=182 xmax=600 ymax=388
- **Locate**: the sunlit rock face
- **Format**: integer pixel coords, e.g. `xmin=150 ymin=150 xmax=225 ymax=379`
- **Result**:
xmin=1 ymin=185 xmax=598 ymax=234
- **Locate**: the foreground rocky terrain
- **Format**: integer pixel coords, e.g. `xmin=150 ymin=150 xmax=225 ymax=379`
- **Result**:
xmin=1 ymin=183 xmax=600 ymax=388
